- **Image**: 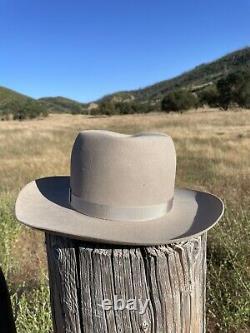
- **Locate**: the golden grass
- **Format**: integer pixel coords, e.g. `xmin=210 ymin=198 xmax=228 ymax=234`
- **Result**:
xmin=1 ymin=108 xmax=249 ymax=200
xmin=0 ymin=108 xmax=249 ymax=332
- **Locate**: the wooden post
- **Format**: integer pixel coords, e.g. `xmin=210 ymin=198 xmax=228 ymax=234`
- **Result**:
xmin=45 ymin=233 xmax=207 ymax=333
xmin=0 ymin=268 xmax=16 ymax=333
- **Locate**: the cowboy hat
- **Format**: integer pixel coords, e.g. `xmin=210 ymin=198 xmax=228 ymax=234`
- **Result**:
xmin=15 ymin=130 xmax=224 ymax=245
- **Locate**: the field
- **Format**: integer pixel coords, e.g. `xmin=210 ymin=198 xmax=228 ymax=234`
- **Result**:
xmin=0 ymin=109 xmax=249 ymax=332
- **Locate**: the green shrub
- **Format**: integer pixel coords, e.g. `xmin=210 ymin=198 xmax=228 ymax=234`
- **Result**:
xmin=70 ymin=103 xmax=85 ymax=115
xmin=97 ymin=101 xmax=118 ymax=115
xmin=217 ymin=73 xmax=239 ymax=110
xmin=198 ymin=85 xmax=219 ymax=107
xmin=114 ymin=102 xmax=133 ymax=114
xmin=130 ymin=102 xmax=153 ymax=114
xmin=0 ymin=109 xmax=12 ymax=120
xmin=13 ymin=100 xmax=48 ymax=120
xmin=161 ymin=90 xmax=198 ymax=112
xmin=96 ymin=101 xmax=153 ymax=115
xmin=237 ymin=75 xmax=250 ymax=108
xmin=1 ymin=100 xmax=26 ymax=120
xmin=217 ymin=71 xmax=250 ymax=109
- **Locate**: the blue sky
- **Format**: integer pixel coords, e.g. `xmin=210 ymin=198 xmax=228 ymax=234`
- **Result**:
xmin=1 ymin=0 xmax=250 ymax=102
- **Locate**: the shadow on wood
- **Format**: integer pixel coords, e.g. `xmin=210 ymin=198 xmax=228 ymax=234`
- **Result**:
xmin=0 ymin=268 xmax=16 ymax=333
xmin=46 ymin=233 xmax=207 ymax=333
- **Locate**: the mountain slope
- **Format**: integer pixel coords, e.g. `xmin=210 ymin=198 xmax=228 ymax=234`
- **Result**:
xmin=0 ymin=87 xmax=50 ymax=119
xmin=1 ymin=46 xmax=250 ymax=115
xmin=39 ymin=96 xmax=88 ymax=113
xmin=98 ymin=47 xmax=250 ymax=105
xmin=0 ymin=86 xmax=32 ymax=107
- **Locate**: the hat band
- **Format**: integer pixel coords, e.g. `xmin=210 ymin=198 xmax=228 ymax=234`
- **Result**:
xmin=69 ymin=189 xmax=173 ymax=222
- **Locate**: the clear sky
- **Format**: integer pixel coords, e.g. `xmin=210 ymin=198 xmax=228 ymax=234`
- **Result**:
xmin=1 ymin=0 xmax=250 ymax=102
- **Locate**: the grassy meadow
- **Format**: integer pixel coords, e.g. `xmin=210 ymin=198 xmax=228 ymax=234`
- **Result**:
xmin=0 ymin=109 xmax=249 ymax=332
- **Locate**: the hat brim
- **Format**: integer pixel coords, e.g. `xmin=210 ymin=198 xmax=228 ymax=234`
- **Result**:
xmin=15 ymin=176 xmax=224 ymax=246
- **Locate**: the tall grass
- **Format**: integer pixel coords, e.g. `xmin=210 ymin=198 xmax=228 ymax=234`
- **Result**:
xmin=12 ymin=281 xmax=51 ymax=333
xmin=0 ymin=109 xmax=249 ymax=332
xmin=0 ymin=196 xmax=51 ymax=333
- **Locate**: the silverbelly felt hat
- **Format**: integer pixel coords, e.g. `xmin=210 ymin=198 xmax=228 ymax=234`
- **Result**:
xmin=15 ymin=130 xmax=224 ymax=245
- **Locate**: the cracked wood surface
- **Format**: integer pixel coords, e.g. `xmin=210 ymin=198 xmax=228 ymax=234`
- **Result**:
xmin=46 ymin=233 xmax=207 ymax=333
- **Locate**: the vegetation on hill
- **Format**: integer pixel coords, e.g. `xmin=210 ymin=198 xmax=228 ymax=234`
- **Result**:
xmin=13 ymin=100 xmax=48 ymax=120
xmin=83 ymin=47 xmax=250 ymax=114
xmin=197 ymin=85 xmax=219 ymax=108
xmin=93 ymin=100 xmax=154 ymax=115
xmin=160 ymin=70 xmax=250 ymax=112
xmin=100 ymin=47 xmax=250 ymax=106
xmin=216 ymin=71 xmax=250 ymax=109
xmin=39 ymin=96 xmax=89 ymax=114
xmin=161 ymin=90 xmax=198 ymax=112
xmin=0 ymin=87 xmax=48 ymax=120
xmin=1 ymin=47 xmax=250 ymax=119
xmin=93 ymin=68 xmax=250 ymax=115
xmin=0 ymin=87 xmax=28 ymax=103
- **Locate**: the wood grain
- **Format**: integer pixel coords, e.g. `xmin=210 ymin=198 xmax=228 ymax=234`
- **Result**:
xmin=46 ymin=233 xmax=207 ymax=333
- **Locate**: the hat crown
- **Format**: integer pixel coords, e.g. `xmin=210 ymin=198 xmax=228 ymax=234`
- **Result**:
xmin=70 ymin=130 xmax=176 ymax=221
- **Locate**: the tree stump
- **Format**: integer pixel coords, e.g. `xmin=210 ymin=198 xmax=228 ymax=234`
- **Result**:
xmin=45 ymin=233 xmax=207 ymax=333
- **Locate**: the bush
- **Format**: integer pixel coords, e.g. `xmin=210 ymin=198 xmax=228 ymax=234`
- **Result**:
xmin=1 ymin=100 xmax=26 ymax=120
xmin=236 ymin=74 xmax=250 ymax=108
xmin=161 ymin=90 xmax=198 ymax=112
xmin=217 ymin=71 xmax=250 ymax=109
xmin=114 ymin=102 xmax=133 ymax=115
xmin=0 ymin=109 xmax=12 ymax=120
xmin=95 ymin=101 xmax=154 ymax=115
xmin=13 ymin=100 xmax=48 ymax=120
xmin=130 ymin=103 xmax=153 ymax=114
xmin=97 ymin=101 xmax=118 ymax=116
xmin=198 ymin=85 xmax=219 ymax=107
xmin=70 ymin=103 xmax=85 ymax=115
xmin=217 ymin=73 xmax=239 ymax=110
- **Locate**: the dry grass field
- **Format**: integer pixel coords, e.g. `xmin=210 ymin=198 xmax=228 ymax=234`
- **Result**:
xmin=0 ymin=108 xmax=249 ymax=332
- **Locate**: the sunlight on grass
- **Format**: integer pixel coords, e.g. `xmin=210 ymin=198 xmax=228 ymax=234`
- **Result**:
xmin=0 ymin=109 xmax=249 ymax=332
xmin=12 ymin=282 xmax=51 ymax=333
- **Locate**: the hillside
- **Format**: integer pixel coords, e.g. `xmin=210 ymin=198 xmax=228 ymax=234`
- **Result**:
xmin=1 ymin=46 xmax=250 ymax=117
xmin=0 ymin=87 xmax=50 ymax=120
xmin=0 ymin=86 xmax=32 ymax=107
xmin=98 ymin=47 xmax=250 ymax=105
xmin=39 ymin=96 xmax=89 ymax=114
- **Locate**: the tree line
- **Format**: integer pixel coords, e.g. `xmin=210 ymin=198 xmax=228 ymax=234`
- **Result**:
xmin=92 ymin=70 xmax=250 ymax=115
xmin=91 ymin=101 xmax=154 ymax=116
xmin=1 ymin=70 xmax=249 ymax=120
xmin=0 ymin=99 xmax=48 ymax=120
xmin=161 ymin=71 xmax=250 ymax=112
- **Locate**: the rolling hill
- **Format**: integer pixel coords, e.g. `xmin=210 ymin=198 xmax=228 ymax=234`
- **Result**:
xmin=0 ymin=86 xmax=32 ymax=107
xmin=1 ymin=46 xmax=250 ymax=117
xmin=39 ymin=96 xmax=89 ymax=114
xmin=0 ymin=87 xmax=51 ymax=119
xmin=99 ymin=47 xmax=250 ymax=106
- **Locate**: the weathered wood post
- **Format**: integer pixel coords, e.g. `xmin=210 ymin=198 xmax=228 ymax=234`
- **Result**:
xmin=16 ymin=130 xmax=223 ymax=333
xmin=45 ymin=233 xmax=207 ymax=333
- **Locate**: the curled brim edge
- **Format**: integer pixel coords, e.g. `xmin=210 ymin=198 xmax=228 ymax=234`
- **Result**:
xmin=15 ymin=176 xmax=224 ymax=246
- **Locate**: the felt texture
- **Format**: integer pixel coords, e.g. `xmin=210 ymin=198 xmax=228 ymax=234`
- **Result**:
xmin=15 ymin=130 xmax=224 ymax=245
